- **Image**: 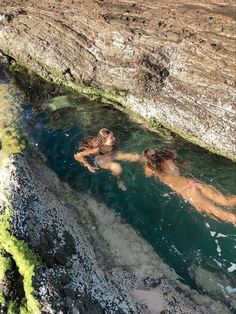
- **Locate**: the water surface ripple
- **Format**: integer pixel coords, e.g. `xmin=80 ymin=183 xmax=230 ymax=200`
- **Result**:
xmin=21 ymin=95 xmax=236 ymax=311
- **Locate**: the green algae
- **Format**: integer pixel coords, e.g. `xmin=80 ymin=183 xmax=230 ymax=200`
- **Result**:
xmin=36 ymin=59 xmax=124 ymax=104
xmin=0 ymin=208 xmax=40 ymax=314
xmin=4 ymin=54 xmax=236 ymax=161
xmin=1 ymin=128 xmax=26 ymax=156
xmin=0 ymin=252 xmax=11 ymax=280
xmin=0 ymin=294 xmax=17 ymax=314
xmin=0 ymin=294 xmax=5 ymax=303
xmin=0 ymin=66 xmax=40 ymax=313
xmin=9 ymin=58 xmax=123 ymax=105
xmin=0 ymin=82 xmax=26 ymax=158
xmin=147 ymin=116 xmax=236 ymax=162
xmin=7 ymin=300 xmax=17 ymax=314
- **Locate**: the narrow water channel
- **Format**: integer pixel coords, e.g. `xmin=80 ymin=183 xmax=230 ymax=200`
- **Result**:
xmin=0 ymin=54 xmax=235 ymax=311
xmin=19 ymin=91 xmax=236 ymax=310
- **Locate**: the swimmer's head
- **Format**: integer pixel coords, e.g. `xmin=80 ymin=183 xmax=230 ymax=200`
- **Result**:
xmin=143 ymin=148 xmax=159 ymax=170
xmin=98 ymin=128 xmax=116 ymax=146
xmin=143 ymin=148 xmax=176 ymax=169
xmin=143 ymin=148 xmax=157 ymax=161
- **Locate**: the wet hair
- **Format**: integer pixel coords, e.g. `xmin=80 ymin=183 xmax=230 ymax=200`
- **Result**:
xmin=144 ymin=148 xmax=177 ymax=171
xmin=79 ymin=128 xmax=113 ymax=150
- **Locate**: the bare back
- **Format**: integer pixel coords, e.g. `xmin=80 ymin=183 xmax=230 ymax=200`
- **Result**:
xmin=150 ymin=159 xmax=236 ymax=225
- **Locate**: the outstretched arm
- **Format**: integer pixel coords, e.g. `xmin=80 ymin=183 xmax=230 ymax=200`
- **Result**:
xmin=114 ymin=151 xmax=143 ymax=162
xmin=74 ymin=147 xmax=100 ymax=173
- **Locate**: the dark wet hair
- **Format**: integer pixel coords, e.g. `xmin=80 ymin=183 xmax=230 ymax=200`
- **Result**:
xmin=144 ymin=148 xmax=176 ymax=171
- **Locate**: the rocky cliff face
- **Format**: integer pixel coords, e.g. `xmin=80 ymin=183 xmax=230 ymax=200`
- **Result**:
xmin=0 ymin=0 xmax=235 ymax=160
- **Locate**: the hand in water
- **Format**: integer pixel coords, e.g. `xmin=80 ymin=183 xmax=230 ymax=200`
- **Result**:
xmin=88 ymin=165 xmax=98 ymax=173
xmin=117 ymin=179 xmax=127 ymax=191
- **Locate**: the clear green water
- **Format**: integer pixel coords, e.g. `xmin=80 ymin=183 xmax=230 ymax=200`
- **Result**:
xmin=21 ymin=94 xmax=236 ymax=310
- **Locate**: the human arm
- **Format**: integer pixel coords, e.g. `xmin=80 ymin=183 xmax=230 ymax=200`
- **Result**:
xmin=74 ymin=147 xmax=100 ymax=173
xmin=114 ymin=151 xmax=143 ymax=162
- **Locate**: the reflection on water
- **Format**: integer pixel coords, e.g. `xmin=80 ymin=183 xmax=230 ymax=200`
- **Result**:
xmin=21 ymin=94 xmax=236 ymax=311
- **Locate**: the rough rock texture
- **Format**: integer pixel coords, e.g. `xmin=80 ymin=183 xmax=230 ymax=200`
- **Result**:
xmin=0 ymin=0 xmax=235 ymax=160
xmin=0 ymin=153 xmax=232 ymax=314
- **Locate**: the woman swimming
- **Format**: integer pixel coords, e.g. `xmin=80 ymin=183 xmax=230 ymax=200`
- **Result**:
xmin=143 ymin=148 xmax=236 ymax=225
xmin=74 ymin=128 xmax=142 ymax=190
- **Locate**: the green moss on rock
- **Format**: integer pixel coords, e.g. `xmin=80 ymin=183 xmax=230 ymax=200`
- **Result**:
xmin=0 ymin=293 xmax=6 ymax=305
xmin=147 ymin=116 xmax=236 ymax=161
xmin=5 ymin=54 xmax=236 ymax=161
xmin=0 ymin=251 xmax=11 ymax=281
xmin=10 ymin=58 xmax=123 ymax=105
xmin=1 ymin=128 xmax=26 ymax=156
xmin=0 ymin=208 xmax=40 ymax=314
xmin=0 ymin=80 xmax=27 ymax=157
xmin=7 ymin=300 xmax=17 ymax=314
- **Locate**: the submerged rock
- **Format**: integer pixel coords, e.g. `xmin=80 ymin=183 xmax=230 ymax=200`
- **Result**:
xmin=189 ymin=266 xmax=236 ymax=310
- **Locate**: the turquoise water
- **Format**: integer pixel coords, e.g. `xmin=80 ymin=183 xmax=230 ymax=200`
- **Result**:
xmin=21 ymin=94 xmax=236 ymax=310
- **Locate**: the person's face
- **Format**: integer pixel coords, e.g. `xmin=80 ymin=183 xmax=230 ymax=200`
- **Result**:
xmin=100 ymin=129 xmax=116 ymax=146
xmin=146 ymin=149 xmax=157 ymax=161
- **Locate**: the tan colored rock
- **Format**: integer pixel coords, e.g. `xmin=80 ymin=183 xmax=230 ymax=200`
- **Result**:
xmin=0 ymin=0 xmax=235 ymax=159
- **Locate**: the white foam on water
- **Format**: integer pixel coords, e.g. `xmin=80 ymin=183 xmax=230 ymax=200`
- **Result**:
xmin=210 ymin=231 xmax=216 ymax=237
xmin=215 ymin=239 xmax=222 ymax=256
xmin=225 ymin=286 xmax=236 ymax=294
xmin=227 ymin=263 xmax=236 ymax=273
xmin=171 ymin=245 xmax=182 ymax=256
xmin=213 ymin=258 xmax=222 ymax=267
xmin=216 ymin=233 xmax=227 ymax=238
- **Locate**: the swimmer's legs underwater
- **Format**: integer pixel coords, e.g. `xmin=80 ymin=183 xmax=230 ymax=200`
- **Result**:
xmin=95 ymin=155 xmax=127 ymax=190
xmin=196 ymin=183 xmax=236 ymax=207
xmin=184 ymin=187 xmax=236 ymax=225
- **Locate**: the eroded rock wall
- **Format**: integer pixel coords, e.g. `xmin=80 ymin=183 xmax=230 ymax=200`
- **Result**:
xmin=0 ymin=0 xmax=235 ymax=159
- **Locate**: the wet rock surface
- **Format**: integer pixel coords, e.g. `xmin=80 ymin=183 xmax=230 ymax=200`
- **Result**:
xmin=0 ymin=152 xmax=232 ymax=314
xmin=0 ymin=0 xmax=235 ymax=159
